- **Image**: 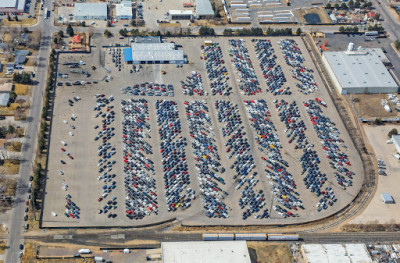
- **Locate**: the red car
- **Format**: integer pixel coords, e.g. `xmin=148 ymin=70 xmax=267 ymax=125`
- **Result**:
xmin=98 ymin=197 xmax=103 ymax=202
xmin=61 ymin=148 xmax=65 ymax=152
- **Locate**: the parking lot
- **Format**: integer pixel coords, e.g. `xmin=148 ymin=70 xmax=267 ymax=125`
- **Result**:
xmin=41 ymin=36 xmax=363 ymax=227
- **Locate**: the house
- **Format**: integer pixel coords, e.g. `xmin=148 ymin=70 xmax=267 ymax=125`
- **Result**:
xmin=0 ymin=93 xmax=10 ymax=107
xmin=6 ymin=63 xmax=15 ymax=72
xmin=0 ymin=43 xmax=9 ymax=53
xmin=0 ymin=83 xmax=13 ymax=93
xmin=14 ymin=55 xmax=26 ymax=65
xmin=13 ymin=50 xmax=30 ymax=56
xmin=364 ymin=11 xmax=376 ymax=21
xmin=74 ymin=3 xmax=108 ymax=20
xmin=68 ymin=33 xmax=88 ymax=51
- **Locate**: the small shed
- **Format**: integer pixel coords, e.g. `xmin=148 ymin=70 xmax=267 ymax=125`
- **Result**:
xmin=6 ymin=63 xmax=15 ymax=71
xmin=381 ymin=193 xmax=394 ymax=204
xmin=14 ymin=50 xmax=30 ymax=56
xmin=0 ymin=83 xmax=13 ymax=93
xmin=14 ymin=55 xmax=26 ymax=65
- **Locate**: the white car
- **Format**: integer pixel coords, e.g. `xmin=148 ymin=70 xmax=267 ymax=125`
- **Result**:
xmin=69 ymin=132 xmax=74 ymax=136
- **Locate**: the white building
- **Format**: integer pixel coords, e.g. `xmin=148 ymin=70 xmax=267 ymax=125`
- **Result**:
xmin=74 ymin=3 xmax=108 ymax=20
xmin=322 ymin=46 xmax=398 ymax=94
xmin=195 ymin=0 xmax=215 ymax=19
xmin=169 ymin=10 xmax=194 ymax=20
xmin=0 ymin=0 xmax=26 ymax=13
xmin=116 ymin=1 xmax=133 ymax=20
xmin=161 ymin=241 xmax=251 ymax=263
xmin=301 ymin=244 xmax=372 ymax=263
xmin=392 ymin=135 xmax=400 ymax=153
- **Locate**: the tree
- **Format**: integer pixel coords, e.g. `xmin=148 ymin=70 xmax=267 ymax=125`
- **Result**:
xmin=7 ymin=15 xmax=11 ymax=21
xmin=394 ymin=40 xmax=400 ymax=50
xmin=14 ymin=16 xmax=18 ymax=21
xmin=223 ymin=29 xmax=233 ymax=36
xmin=186 ymin=28 xmax=191 ymax=35
xmin=348 ymin=0 xmax=354 ymax=7
xmin=106 ymin=20 xmax=111 ymax=27
xmin=388 ymin=128 xmax=398 ymax=138
xmin=326 ymin=2 xmax=331 ymax=8
xmin=374 ymin=118 xmax=383 ymax=125
xmin=119 ymin=29 xmax=128 ymax=37
xmin=131 ymin=20 xmax=136 ymax=26
xmin=7 ymin=125 xmax=15 ymax=135
xmin=341 ymin=2 xmax=347 ymax=9
xmin=334 ymin=3 xmax=339 ymax=8
xmin=339 ymin=26 xmax=345 ymax=33
xmin=296 ymin=28 xmax=302 ymax=35
xmin=66 ymin=24 xmax=74 ymax=37
xmin=199 ymin=26 xmax=215 ymax=36
xmin=355 ymin=0 xmax=361 ymax=7
xmin=58 ymin=30 xmax=64 ymax=38
xmin=104 ymin=29 xmax=112 ymax=37
xmin=374 ymin=13 xmax=381 ymax=20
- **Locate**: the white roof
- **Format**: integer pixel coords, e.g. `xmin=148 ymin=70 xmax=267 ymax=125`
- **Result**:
xmin=195 ymin=0 xmax=214 ymax=15
xmin=74 ymin=3 xmax=107 ymax=17
xmin=0 ymin=93 xmax=9 ymax=106
xmin=131 ymin=43 xmax=183 ymax=62
xmin=169 ymin=10 xmax=193 ymax=15
xmin=302 ymin=244 xmax=372 ymax=263
xmin=0 ymin=0 xmax=17 ymax=8
xmin=161 ymin=241 xmax=251 ymax=263
xmin=323 ymin=50 xmax=398 ymax=89
xmin=116 ymin=1 xmax=132 ymax=17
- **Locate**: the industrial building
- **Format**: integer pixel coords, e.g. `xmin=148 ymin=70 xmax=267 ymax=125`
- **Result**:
xmin=392 ymin=135 xmax=400 ymax=153
xmin=74 ymin=3 xmax=108 ymax=20
xmin=169 ymin=10 xmax=194 ymax=20
xmin=116 ymin=1 xmax=133 ymax=20
xmin=301 ymin=244 xmax=372 ymax=263
xmin=322 ymin=44 xmax=398 ymax=94
xmin=195 ymin=0 xmax=215 ymax=19
xmin=381 ymin=193 xmax=395 ymax=204
xmin=124 ymin=37 xmax=185 ymax=64
xmin=0 ymin=93 xmax=10 ymax=107
xmin=0 ymin=0 xmax=26 ymax=13
xmin=161 ymin=241 xmax=251 ymax=263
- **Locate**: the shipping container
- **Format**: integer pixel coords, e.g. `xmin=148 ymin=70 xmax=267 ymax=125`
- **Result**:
xmin=267 ymin=234 xmax=299 ymax=241
xmin=203 ymin=234 xmax=218 ymax=241
xmin=231 ymin=4 xmax=248 ymax=8
xmin=218 ymin=234 xmax=235 ymax=241
xmin=235 ymin=233 xmax=267 ymax=241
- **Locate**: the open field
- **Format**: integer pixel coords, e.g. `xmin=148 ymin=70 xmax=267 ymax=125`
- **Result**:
xmin=294 ymin=8 xmax=332 ymax=24
xmin=41 ymin=36 xmax=363 ymax=228
xmin=247 ymin=242 xmax=293 ymax=263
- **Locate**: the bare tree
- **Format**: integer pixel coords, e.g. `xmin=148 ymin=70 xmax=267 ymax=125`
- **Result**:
xmin=30 ymin=31 xmax=42 ymax=50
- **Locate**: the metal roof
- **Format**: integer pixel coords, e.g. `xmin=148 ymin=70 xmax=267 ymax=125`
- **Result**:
xmin=161 ymin=241 xmax=251 ymax=263
xmin=116 ymin=1 xmax=132 ymax=17
xmin=381 ymin=193 xmax=394 ymax=203
xmin=195 ymin=0 xmax=214 ymax=16
xmin=14 ymin=55 xmax=26 ymax=64
xmin=74 ymin=3 xmax=107 ymax=18
xmin=302 ymin=244 xmax=372 ymax=263
xmin=322 ymin=51 xmax=398 ymax=90
xmin=0 ymin=93 xmax=10 ymax=107
xmin=130 ymin=43 xmax=183 ymax=62
xmin=136 ymin=36 xmax=161 ymax=44
xmin=0 ymin=0 xmax=17 ymax=8
xmin=17 ymin=0 xmax=25 ymax=10
xmin=169 ymin=10 xmax=193 ymax=15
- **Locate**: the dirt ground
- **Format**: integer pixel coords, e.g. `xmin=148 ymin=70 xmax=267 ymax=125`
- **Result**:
xmin=248 ymin=242 xmax=293 ymax=263
xmin=42 ymin=36 xmax=363 ymax=228
xmin=349 ymin=124 xmax=400 ymax=224
xmin=351 ymin=94 xmax=399 ymax=119
xmin=294 ymin=8 xmax=332 ymax=24
xmin=0 ymin=160 xmax=20 ymax=175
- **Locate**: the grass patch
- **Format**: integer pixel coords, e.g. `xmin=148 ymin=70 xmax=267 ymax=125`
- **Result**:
xmin=0 ymin=177 xmax=17 ymax=196
xmin=247 ymin=242 xmax=293 ymax=263
xmin=1 ymin=18 xmax=37 ymax=27
xmin=0 ymin=241 xmax=6 ymax=254
xmin=0 ymin=159 xmax=20 ymax=175
xmin=15 ymin=84 xmax=29 ymax=95
xmin=8 ymin=141 xmax=22 ymax=152
xmin=0 ymin=108 xmax=14 ymax=116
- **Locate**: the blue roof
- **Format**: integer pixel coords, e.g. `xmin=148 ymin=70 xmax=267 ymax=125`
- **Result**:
xmin=123 ymin=48 xmax=132 ymax=62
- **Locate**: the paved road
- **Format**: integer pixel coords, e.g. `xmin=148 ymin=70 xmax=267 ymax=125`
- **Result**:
xmin=4 ymin=2 xmax=54 ymax=262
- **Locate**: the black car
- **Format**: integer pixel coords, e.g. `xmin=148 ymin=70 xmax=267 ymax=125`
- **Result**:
xmin=0 ymin=116 xmax=5 ymax=120
xmin=29 ymin=176 xmax=33 ymax=181
xmin=19 ymin=244 xmax=23 ymax=250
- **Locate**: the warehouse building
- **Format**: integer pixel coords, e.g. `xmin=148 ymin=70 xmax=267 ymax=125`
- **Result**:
xmin=381 ymin=193 xmax=395 ymax=204
xmin=124 ymin=38 xmax=185 ymax=64
xmin=74 ymin=3 xmax=108 ymax=20
xmin=301 ymin=244 xmax=372 ymax=263
xmin=195 ymin=0 xmax=215 ymax=19
xmin=322 ymin=45 xmax=398 ymax=94
xmin=170 ymin=10 xmax=194 ymax=20
xmin=116 ymin=1 xmax=132 ymax=19
xmin=0 ymin=0 xmax=26 ymax=13
xmin=161 ymin=241 xmax=251 ymax=263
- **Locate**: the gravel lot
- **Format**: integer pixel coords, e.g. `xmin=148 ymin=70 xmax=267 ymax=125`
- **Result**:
xmin=41 ymin=36 xmax=363 ymax=227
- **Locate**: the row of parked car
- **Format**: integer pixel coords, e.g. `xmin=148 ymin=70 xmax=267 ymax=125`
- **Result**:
xmin=94 ymin=94 xmax=119 ymax=219
xmin=215 ymin=100 xmax=268 ymax=220
xmin=156 ymin=100 xmax=194 ymax=212
xmin=122 ymin=99 xmax=158 ymax=219
xmin=121 ymin=83 xmax=174 ymax=97
xmin=244 ymin=99 xmax=301 ymax=218
xmin=185 ymin=101 xmax=228 ymax=218
xmin=181 ymin=71 xmax=206 ymax=96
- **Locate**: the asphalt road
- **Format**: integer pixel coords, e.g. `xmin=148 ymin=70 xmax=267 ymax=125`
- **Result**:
xmin=4 ymin=2 xmax=54 ymax=262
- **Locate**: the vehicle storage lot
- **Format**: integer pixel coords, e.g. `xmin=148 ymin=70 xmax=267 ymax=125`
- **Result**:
xmin=42 ymin=36 xmax=363 ymax=227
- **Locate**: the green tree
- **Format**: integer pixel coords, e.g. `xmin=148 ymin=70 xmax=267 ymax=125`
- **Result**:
xmin=374 ymin=118 xmax=383 ymax=125
xmin=355 ymin=0 xmax=361 ymax=7
xmin=326 ymin=2 xmax=331 ymax=8
xmin=388 ymin=128 xmax=398 ymax=138
xmin=131 ymin=20 xmax=136 ymax=26
xmin=104 ymin=29 xmax=112 ymax=37
xmin=7 ymin=15 xmax=11 ymax=21
xmin=186 ymin=28 xmax=191 ymax=35
xmin=394 ymin=40 xmax=400 ymax=50
xmin=66 ymin=24 xmax=74 ymax=37
xmin=119 ymin=28 xmax=128 ymax=37
xmin=14 ymin=16 xmax=18 ymax=21
xmin=348 ymin=0 xmax=354 ymax=7
xmin=341 ymin=2 xmax=347 ymax=8
xmin=339 ymin=26 xmax=345 ymax=33
xmin=199 ymin=26 xmax=215 ymax=36
xmin=296 ymin=28 xmax=302 ymax=35
xmin=374 ymin=13 xmax=381 ymax=20
xmin=223 ymin=29 xmax=233 ymax=36
xmin=334 ymin=3 xmax=339 ymax=8
xmin=7 ymin=125 xmax=15 ymax=135
xmin=58 ymin=30 xmax=64 ymax=38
